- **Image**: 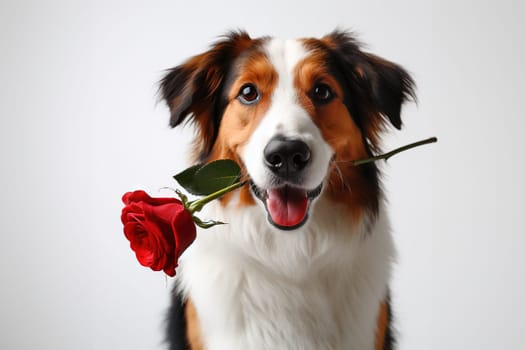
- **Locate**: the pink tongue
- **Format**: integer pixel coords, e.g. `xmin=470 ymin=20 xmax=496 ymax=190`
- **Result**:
xmin=267 ymin=187 xmax=308 ymax=227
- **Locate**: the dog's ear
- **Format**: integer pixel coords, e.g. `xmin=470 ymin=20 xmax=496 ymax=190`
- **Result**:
xmin=323 ymin=30 xmax=416 ymax=143
xmin=159 ymin=31 xmax=254 ymax=159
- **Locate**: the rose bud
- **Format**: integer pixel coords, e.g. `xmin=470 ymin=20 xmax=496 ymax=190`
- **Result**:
xmin=121 ymin=190 xmax=196 ymax=277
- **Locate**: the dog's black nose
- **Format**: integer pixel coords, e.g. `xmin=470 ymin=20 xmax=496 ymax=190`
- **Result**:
xmin=264 ymin=137 xmax=311 ymax=179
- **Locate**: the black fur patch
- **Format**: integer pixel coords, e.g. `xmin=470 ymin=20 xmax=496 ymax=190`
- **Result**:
xmin=383 ymin=294 xmax=397 ymax=350
xmin=165 ymin=288 xmax=189 ymax=350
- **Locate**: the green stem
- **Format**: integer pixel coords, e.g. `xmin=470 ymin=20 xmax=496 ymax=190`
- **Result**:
xmin=181 ymin=137 xmax=436 ymax=214
xmin=352 ymin=137 xmax=438 ymax=166
xmin=187 ymin=181 xmax=247 ymax=214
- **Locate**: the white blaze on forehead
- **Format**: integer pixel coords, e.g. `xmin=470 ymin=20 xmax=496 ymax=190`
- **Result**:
xmin=264 ymin=38 xmax=309 ymax=93
xmin=262 ymin=39 xmax=310 ymax=135
xmin=241 ymin=38 xmax=333 ymax=191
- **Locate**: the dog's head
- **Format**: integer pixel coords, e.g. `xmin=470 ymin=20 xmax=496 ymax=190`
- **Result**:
xmin=160 ymin=30 xmax=415 ymax=231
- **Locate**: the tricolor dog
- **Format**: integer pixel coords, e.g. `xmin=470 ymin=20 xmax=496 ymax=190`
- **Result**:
xmin=160 ymin=30 xmax=415 ymax=350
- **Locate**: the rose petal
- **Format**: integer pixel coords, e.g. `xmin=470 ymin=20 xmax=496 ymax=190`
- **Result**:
xmin=123 ymin=190 xmax=183 ymax=206
xmin=163 ymin=265 xmax=176 ymax=277
xmin=123 ymin=222 xmax=146 ymax=242
xmin=135 ymin=246 xmax=155 ymax=268
xmin=170 ymin=210 xmax=197 ymax=257
xmin=122 ymin=190 xmax=149 ymax=205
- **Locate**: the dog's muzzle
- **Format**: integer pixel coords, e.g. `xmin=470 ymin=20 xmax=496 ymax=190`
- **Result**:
xmin=249 ymin=136 xmax=322 ymax=231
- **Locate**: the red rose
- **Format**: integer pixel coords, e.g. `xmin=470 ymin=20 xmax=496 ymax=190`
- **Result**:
xmin=121 ymin=190 xmax=196 ymax=277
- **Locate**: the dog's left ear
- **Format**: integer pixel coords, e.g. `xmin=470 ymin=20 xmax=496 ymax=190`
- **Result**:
xmin=354 ymin=52 xmax=415 ymax=130
xmin=323 ymin=31 xmax=416 ymax=141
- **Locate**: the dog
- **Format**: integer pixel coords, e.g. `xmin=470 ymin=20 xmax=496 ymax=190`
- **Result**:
xmin=160 ymin=30 xmax=415 ymax=350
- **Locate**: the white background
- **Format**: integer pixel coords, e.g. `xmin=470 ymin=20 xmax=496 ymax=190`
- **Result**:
xmin=1 ymin=0 xmax=524 ymax=349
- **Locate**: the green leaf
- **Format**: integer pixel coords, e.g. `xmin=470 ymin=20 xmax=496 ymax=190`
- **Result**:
xmin=173 ymin=164 xmax=202 ymax=194
xmin=192 ymin=159 xmax=241 ymax=195
xmin=173 ymin=159 xmax=241 ymax=196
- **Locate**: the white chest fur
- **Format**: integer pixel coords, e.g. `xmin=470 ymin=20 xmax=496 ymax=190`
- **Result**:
xmin=176 ymin=196 xmax=395 ymax=350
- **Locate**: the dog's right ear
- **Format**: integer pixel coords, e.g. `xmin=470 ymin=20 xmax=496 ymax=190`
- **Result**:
xmin=159 ymin=31 xmax=255 ymax=159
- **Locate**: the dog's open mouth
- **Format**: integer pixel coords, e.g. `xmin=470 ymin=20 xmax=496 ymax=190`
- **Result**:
xmin=250 ymin=181 xmax=322 ymax=230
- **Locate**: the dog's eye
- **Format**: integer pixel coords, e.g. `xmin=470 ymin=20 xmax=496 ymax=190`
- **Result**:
xmin=238 ymin=84 xmax=260 ymax=105
xmin=312 ymin=83 xmax=334 ymax=104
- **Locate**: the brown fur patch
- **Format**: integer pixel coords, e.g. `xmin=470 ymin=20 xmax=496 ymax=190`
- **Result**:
xmin=294 ymin=48 xmax=378 ymax=220
xmin=207 ymin=51 xmax=278 ymax=206
xmin=375 ymin=301 xmax=390 ymax=350
xmin=185 ymin=299 xmax=204 ymax=350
